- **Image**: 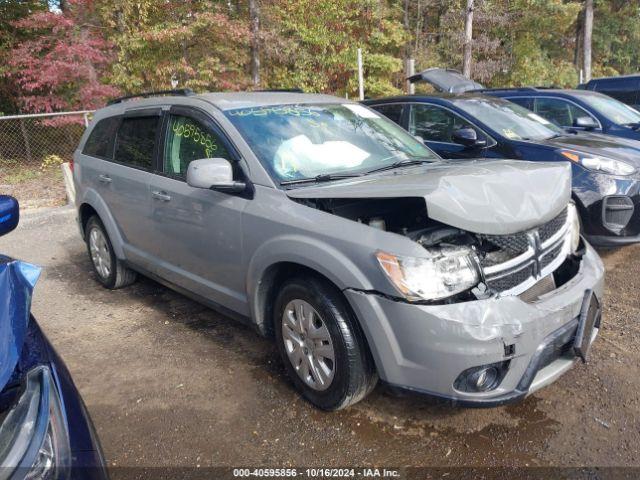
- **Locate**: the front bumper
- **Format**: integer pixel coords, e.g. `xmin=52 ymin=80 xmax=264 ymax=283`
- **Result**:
xmin=345 ymin=243 xmax=604 ymax=406
xmin=574 ymin=172 xmax=640 ymax=246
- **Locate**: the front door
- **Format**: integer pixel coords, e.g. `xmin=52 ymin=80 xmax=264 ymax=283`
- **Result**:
xmin=148 ymin=107 xmax=250 ymax=315
xmin=407 ymin=103 xmax=490 ymax=159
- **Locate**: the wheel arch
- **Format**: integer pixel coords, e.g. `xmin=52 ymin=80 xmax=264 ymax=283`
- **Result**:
xmin=76 ymin=191 xmax=125 ymax=259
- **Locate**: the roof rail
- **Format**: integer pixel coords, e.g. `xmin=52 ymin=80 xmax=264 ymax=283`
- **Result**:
xmin=107 ymin=88 xmax=195 ymax=105
xmin=256 ymin=88 xmax=304 ymax=93
xmin=477 ymin=87 xmax=539 ymax=93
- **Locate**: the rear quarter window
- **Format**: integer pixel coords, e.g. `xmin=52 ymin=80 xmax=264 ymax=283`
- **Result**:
xmin=82 ymin=117 xmax=120 ymax=159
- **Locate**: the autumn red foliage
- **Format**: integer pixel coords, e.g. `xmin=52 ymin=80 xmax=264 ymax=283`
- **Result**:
xmin=7 ymin=0 xmax=119 ymax=116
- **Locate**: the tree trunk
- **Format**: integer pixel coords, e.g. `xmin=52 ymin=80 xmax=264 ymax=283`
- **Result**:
xmin=462 ymin=0 xmax=474 ymax=78
xmin=573 ymin=11 xmax=583 ymax=68
xmin=249 ymin=0 xmax=260 ymax=88
xmin=59 ymin=0 xmax=70 ymax=13
xmin=582 ymin=0 xmax=593 ymax=82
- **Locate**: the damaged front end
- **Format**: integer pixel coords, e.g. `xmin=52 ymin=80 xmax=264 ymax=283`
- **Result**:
xmin=291 ymin=194 xmax=582 ymax=305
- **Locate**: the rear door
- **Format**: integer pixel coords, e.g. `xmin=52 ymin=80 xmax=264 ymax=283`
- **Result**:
xmin=147 ymin=106 xmax=250 ymax=314
xmin=105 ymin=109 xmax=161 ymax=265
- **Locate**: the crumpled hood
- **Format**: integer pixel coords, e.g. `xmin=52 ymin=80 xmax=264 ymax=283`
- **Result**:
xmin=0 ymin=258 xmax=41 ymax=390
xmin=543 ymin=132 xmax=640 ymax=167
xmin=286 ymin=159 xmax=571 ymax=235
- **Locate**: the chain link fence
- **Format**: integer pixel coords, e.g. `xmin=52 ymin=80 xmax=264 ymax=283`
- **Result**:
xmin=0 ymin=111 xmax=94 ymax=208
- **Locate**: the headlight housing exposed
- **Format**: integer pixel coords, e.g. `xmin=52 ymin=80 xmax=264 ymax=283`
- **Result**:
xmin=376 ymin=247 xmax=479 ymax=301
xmin=567 ymin=202 xmax=581 ymax=254
xmin=560 ymin=150 xmax=636 ymax=176
xmin=0 ymin=366 xmax=70 ymax=480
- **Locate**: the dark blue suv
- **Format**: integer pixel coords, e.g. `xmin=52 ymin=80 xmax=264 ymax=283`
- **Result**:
xmin=579 ymin=75 xmax=640 ymax=110
xmin=364 ymin=93 xmax=640 ymax=246
xmin=485 ymin=88 xmax=640 ymax=142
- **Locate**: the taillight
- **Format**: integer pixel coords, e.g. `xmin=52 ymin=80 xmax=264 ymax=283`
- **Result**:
xmin=69 ymin=157 xmax=74 ymax=172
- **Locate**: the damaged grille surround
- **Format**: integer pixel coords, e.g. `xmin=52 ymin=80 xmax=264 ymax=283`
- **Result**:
xmin=477 ymin=208 xmax=572 ymax=296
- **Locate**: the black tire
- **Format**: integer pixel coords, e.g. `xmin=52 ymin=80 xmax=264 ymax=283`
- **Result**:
xmin=274 ymin=275 xmax=377 ymax=410
xmin=85 ymin=215 xmax=137 ymax=289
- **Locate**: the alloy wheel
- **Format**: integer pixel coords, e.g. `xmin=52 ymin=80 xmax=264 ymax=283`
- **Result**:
xmin=89 ymin=227 xmax=112 ymax=279
xmin=281 ymin=299 xmax=335 ymax=391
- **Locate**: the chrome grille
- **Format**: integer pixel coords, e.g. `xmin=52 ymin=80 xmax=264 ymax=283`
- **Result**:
xmin=480 ymin=207 xmax=570 ymax=295
xmin=540 ymin=243 xmax=563 ymax=270
xmin=480 ymin=208 xmax=567 ymax=254
xmin=486 ymin=263 xmax=535 ymax=292
xmin=539 ymin=208 xmax=568 ymax=243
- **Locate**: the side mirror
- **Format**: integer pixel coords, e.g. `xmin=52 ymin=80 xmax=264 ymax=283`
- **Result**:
xmin=573 ymin=116 xmax=598 ymax=130
xmin=0 ymin=195 xmax=19 ymax=237
xmin=452 ymin=128 xmax=487 ymax=148
xmin=186 ymin=158 xmax=246 ymax=193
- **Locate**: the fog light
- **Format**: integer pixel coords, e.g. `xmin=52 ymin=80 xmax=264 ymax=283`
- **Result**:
xmin=454 ymin=361 xmax=509 ymax=393
xmin=471 ymin=367 xmax=498 ymax=391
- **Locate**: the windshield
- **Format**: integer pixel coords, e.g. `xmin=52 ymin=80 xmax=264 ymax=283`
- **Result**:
xmin=452 ymin=97 xmax=565 ymax=141
xmin=225 ymin=103 xmax=439 ymax=183
xmin=574 ymin=92 xmax=640 ymax=125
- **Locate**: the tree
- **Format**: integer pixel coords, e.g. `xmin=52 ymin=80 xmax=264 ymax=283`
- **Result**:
xmin=7 ymin=0 xmax=119 ymax=114
xmin=0 ymin=0 xmax=49 ymax=114
xmin=261 ymin=0 xmax=407 ymax=97
xmin=462 ymin=0 xmax=474 ymax=78
xmin=99 ymin=0 xmax=250 ymax=93
xmin=249 ymin=0 xmax=260 ymax=87
xmin=582 ymin=0 xmax=594 ymax=82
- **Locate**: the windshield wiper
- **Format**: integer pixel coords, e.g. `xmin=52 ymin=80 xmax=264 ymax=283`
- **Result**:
xmin=280 ymin=173 xmax=362 ymax=186
xmin=364 ymin=158 xmax=433 ymax=175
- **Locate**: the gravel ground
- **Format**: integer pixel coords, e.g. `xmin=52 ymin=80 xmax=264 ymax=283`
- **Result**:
xmin=0 ymin=165 xmax=67 ymax=208
xmin=0 ymin=206 xmax=638 ymax=473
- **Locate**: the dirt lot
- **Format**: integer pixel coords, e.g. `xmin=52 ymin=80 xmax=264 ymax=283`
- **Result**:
xmin=0 ymin=162 xmax=67 ymax=208
xmin=0 ymin=206 xmax=638 ymax=473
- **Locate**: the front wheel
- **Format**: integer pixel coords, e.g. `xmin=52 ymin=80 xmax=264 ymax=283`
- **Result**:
xmin=274 ymin=276 xmax=377 ymax=410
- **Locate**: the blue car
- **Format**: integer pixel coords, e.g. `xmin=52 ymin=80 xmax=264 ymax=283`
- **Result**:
xmin=0 ymin=195 xmax=107 ymax=479
xmin=484 ymin=87 xmax=640 ymax=142
xmin=364 ymin=93 xmax=640 ymax=246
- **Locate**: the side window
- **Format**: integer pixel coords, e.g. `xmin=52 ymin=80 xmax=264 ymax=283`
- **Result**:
xmin=164 ymin=115 xmax=230 ymax=178
xmin=505 ymin=97 xmax=533 ymax=110
xmin=114 ymin=116 xmax=159 ymax=170
xmin=534 ymin=98 xmax=594 ymax=128
xmin=371 ymin=104 xmax=404 ymax=126
xmin=82 ymin=117 xmax=120 ymax=159
xmin=409 ymin=104 xmax=484 ymax=143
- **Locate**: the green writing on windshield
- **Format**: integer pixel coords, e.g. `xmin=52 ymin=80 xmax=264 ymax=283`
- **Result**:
xmin=227 ymin=106 xmax=320 ymax=118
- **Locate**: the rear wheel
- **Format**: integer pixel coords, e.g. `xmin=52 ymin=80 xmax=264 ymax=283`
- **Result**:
xmin=85 ymin=216 xmax=137 ymax=289
xmin=274 ymin=276 xmax=377 ymax=410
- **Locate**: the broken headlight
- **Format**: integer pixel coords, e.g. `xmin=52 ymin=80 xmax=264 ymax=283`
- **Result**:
xmin=0 ymin=366 xmax=70 ymax=479
xmin=376 ymin=247 xmax=479 ymax=301
xmin=567 ymin=202 xmax=581 ymax=254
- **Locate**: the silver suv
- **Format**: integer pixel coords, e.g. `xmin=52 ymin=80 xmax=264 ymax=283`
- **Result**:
xmin=74 ymin=90 xmax=604 ymax=410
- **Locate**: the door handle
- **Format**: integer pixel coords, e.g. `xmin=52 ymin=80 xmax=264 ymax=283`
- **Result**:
xmin=152 ymin=190 xmax=171 ymax=202
xmin=98 ymin=174 xmax=112 ymax=184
